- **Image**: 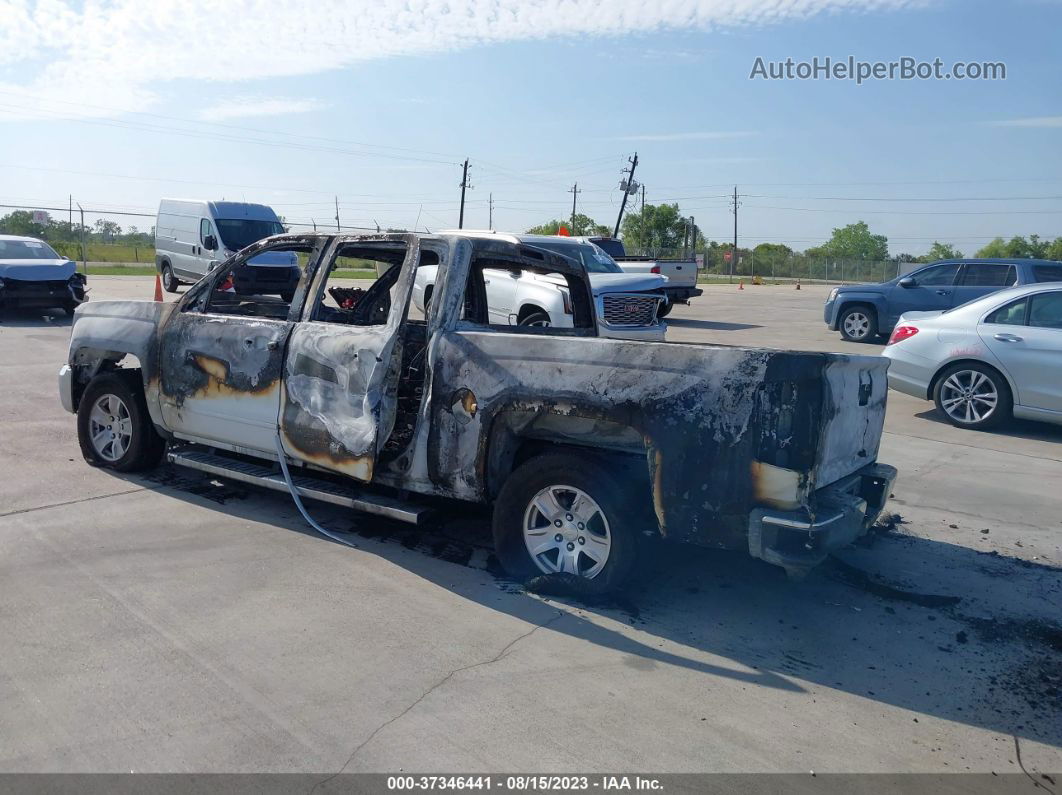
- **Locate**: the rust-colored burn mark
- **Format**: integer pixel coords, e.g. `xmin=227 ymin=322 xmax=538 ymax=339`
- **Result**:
xmin=188 ymin=353 xmax=280 ymax=400
xmin=283 ymin=431 xmax=375 ymax=482
xmin=462 ymin=389 xmax=478 ymax=418
xmin=750 ymin=459 xmax=804 ymax=511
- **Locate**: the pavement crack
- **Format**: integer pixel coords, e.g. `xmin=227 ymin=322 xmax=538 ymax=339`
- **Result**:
xmin=0 ymin=487 xmax=147 ymax=518
xmin=309 ymin=611 xmax=565 ymax=792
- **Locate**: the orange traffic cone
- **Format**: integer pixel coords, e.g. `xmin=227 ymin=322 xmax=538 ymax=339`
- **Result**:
xmin=738 ymin=280 xmax=744 ymax=290
xmin=153 ymin=273 xmax=164 ymax=302
xmin=795 ymin=279 xmax=801 ymax=290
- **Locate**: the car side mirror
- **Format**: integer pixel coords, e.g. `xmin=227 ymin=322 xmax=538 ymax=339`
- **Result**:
xmin=898 ymin=276 xmax=916 ymax=288
xmin=204 ymin=235 xmax=217 ymax=251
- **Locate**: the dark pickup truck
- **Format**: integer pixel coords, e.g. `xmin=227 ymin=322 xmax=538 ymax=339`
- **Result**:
xmin=59 ymin=232 xmax=896 ymax=584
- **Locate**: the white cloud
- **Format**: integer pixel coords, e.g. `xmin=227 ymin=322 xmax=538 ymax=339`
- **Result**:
xmin=198 ymin=96 xmax=325 ymax=121
xmin=0 ymin=0 xmax=921 ymax=121
xmin=610 ymin=131 xmax=757 ymax=142
xmin=988 ymin=116 xmax=1062 ymax=128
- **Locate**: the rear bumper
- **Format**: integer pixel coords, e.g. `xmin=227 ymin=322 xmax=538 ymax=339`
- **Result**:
xmin=883 ymin=350 xmax=935 ymax=400
xmin=663 ymin=286 xmax=703 ymax=303
xmin=748 ymin=463 xmax=897 ymax=575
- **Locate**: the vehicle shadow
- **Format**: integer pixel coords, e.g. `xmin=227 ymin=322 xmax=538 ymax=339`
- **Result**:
xmin=665 ymin=318 xmax=762 ymax=331
xmin=116 ymin=464 xmax=1062 ymax=750
xmin=0 ymin=307 xmax=72 ymax=327
xmin=914 ymin=408 xmax=1062 ymax=443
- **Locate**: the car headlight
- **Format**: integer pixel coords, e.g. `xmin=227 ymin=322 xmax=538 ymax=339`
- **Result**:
xmin=828 ymin=288 xmax=839 ymax=302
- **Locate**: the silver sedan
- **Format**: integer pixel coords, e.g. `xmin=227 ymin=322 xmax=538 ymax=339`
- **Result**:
xmin=883 ymin=282 xmax=1062 ymax=430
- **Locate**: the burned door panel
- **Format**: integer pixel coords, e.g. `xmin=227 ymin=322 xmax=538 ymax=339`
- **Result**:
xmin=158 ymin=313 xmax=291 ymax=453
xmin=279 ymin=235 xmax=422 ymax=482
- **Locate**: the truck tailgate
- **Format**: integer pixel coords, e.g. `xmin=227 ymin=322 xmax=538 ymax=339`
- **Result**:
xmin=813 ymin=354 xmax=890 ymax=488
xmin=617 ymin=259 xmax=698 ymax=288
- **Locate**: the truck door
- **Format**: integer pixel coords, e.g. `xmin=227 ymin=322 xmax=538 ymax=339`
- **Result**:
xmin=157 ymin=239 xmax=316 ymax=454
xmin=278 ymin=235 xmax=422 ymax=482
xmin=950 ymin=262 xmax=1016 ymax=309
xmin=887 ymin=262 xmax=960 ymax=325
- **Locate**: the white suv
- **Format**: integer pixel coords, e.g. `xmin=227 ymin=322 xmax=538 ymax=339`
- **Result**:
xmin=412 ymin=231 xmax=669 ymax=341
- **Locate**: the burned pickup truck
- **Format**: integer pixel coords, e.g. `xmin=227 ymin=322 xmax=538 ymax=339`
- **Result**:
xmin=59 ymin=232 xmax=896 ymax=584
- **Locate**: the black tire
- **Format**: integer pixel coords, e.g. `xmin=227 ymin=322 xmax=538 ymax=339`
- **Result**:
xmin=492 ymin=453 xmax=639 ymax=589
xmin=517 ymin=309 xmax=552 ymax=328
xmin=62 ymin=302 xmax=78 ymax=317
xmin=932 ymin=362 xmax=1012 ymax=431
xmin=161 ymin=262 xmax=179 ymax=293
xmin=281 ymin=290 xmax=296 ymax=303
xmin=77 ymin=371 xmax=165 ymax=472
xmin=656 ymin=300 xmax=673 ymax=318
xmin=838 ymin=304 xmax=878 ymax=342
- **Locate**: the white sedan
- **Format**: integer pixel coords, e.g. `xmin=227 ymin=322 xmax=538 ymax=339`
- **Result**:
xmin=883 ymin=282 xmax=1062 ymax=430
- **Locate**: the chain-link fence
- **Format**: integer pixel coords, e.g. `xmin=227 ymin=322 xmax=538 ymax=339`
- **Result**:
xmin=619 ymin=244 xmax=907 ymax=285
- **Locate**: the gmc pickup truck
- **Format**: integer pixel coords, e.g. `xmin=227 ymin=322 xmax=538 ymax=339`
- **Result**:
xmin=59 ymin=232 xmax=896 ymax=585
xmin=585 ymin=236 xmax=703 ymax=317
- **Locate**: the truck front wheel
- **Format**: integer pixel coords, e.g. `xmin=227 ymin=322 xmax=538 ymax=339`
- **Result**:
xmin=77 ymin=372 xmax=165 ymax=472
xmin=492 ymin=453 xmax=638 ymax=588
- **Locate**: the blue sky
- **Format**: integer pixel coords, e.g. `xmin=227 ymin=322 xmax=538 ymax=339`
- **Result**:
xmin=0 ymin=0 xmax=1059 ymax=255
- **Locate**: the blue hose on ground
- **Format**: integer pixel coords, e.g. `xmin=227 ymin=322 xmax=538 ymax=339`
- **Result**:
xmin=273 ymin=433 xmax=359 ymax=550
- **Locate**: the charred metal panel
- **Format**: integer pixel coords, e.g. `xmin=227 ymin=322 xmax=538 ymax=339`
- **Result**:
xmin=279 ymin=235 xmax=422 ymax=482
xmin=423 ymin=330 xmax=889 ymax=550
xmin=814 ymin=357 xmax=889 ymax=487
xmin=157 ymin=313 xmax=290 ymax=453
xmin=66 ymin=299 xmax=175 ymax=426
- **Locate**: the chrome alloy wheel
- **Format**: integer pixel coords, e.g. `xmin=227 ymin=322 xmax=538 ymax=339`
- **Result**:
xmin=522 ymin=484 xmax=612 ymax=578
xmin=940 ymin=369 xmax=999 ymax=424
xmin=843 ymin=311 xmax=871 ymax=340
xmin=88 ymin=393 xmax=133 ymax=462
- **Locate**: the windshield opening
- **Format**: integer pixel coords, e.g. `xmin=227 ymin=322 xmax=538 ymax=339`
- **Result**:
xmin=215 ymin=218 xmax=285 ymax=251
xmin=526 ymin=240 xmax=622 ymax=273
xmin=0 ymin=239 xmax=61 ymax=260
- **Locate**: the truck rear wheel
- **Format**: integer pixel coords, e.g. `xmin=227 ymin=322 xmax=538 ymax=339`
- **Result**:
xmin=77 ymin=372 xmax=165 ymax=472
xmin=656 ymin=300 xmax=673 ymax=318
xmin=492 ymin=453 xmax=638 ymax=589
xmin=161 ymin=262 xmax=179 ymax=293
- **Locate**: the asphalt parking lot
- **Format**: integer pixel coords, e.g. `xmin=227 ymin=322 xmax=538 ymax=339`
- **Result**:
xmin=1 ymin=276 xmax=1059 ymax=775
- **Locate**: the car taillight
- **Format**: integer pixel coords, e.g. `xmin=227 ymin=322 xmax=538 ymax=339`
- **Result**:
xmin=887 ymin=325 xmax=919 ymax=345
xmin=650 ymin=265 xmax=660 ymax=274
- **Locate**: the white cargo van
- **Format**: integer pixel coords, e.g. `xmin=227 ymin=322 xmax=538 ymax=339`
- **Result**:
xmin=154 ymin=199 xmax=299 ymax=297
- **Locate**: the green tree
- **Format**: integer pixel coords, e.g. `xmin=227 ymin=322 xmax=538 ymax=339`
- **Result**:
xmin=620 ymin=203 xmax=689 ymax=255
xmin=526 ymin=214 xmax=605 ymax=237
xmin=1046 ymin=238 xmax=1062 ymax=261
xmin=975 ymin=237 xmax=1007 ymax=258
xmin=0 ymin=210 xmax=47 ymax=238
xmin=93 ymin=219 xmax=122 ymax=240
xmin=975 ymin=235 xmax=1051 ymax=259
xmin=918 ymin=241 xmax=964 ymax=263
xmin=817 ymin=221 xmax=889 ymax=260
xmin=751 ymin=243 xmax=792 ymax=275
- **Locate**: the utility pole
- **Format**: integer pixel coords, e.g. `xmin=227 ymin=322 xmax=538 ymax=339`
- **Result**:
xmin=77 ymin=203 xmax=86 ymax=275
xmin=334 ymin=196 xmax=340 ymax=231
xmin=689 ymin=215 xmax=695 ymax=260
xmin=68 ymin=194 xmax=72 ymax=226
xmin=613 ymin=152 xmax=638 ymax=238
xmin=488 ymin=193 xmax=493 ymax=230
xmin=569 ymin=182 xmax=581 ymax=233
xmin=641 ymin=184 xmax=646 ymax=214
xmin=730 ymin=186 xmax=741 ymax=283
xmin=458 ymin=158 xmax=470 ymax=229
